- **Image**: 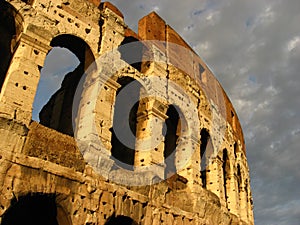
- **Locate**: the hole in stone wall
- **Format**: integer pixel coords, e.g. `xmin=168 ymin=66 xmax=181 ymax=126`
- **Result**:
xmin=85 ymin=28 xmax=91 ymax=34
xmin=33 ymin=34 xmax=95 ymax=136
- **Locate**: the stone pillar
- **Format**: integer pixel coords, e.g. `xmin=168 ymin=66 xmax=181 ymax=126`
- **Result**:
xmin=75 ymin=72 xmax=119 ymax=176
xmin=206 ymin=157 xmax=222 ymax=201
xmin=176 ymin=135 xmax=201 ymax=189
xmin=248 ymin=189 xmax=254 ymax=225
xmin=239 ymin=181 xmax=249 ymax=223
xmin=95 ymin=76 xmax=120 ymax=151
xmin=0 ymin=33 xmax=50 ymax=125
xmin=134 ymin=98 xmax=168 ymax=179
xmin=226 ymin=170 xmax=239 ymax=215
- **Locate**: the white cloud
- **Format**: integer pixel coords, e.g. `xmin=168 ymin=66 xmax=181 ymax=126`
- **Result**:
xmin=257 ymin=6 xmax=275 ymax=25
xmin=287 ymin=36 xmax=300 ymax=51
xmin=205 ymin=10 xmax=220 ymax=25
xmin=152 ymin=5 xmax=160 ymax=12
xmin=194 ymin=41 xmax=212 ymax=58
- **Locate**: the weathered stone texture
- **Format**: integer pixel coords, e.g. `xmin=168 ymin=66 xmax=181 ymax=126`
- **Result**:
xmin=0 ymin=0 xmax=254 ymax=224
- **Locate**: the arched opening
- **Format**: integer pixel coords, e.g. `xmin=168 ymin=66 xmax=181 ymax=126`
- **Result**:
xmin=164 ymin=105 xmax=181 ymax=179
xmin=105 ymin=215 xmax=138 ymax=225
xmin=222 ymin=149 xmax=230 ymax=207
xmin=1 ymin=194 xmax=70 ymax=225
xmin=237 ymin=164 xmax=242 ymax=193
xmin=34 ymin=34 xmax=95 ymax=136
xmin=200 ymin=128 xmax=213 ymax=188
xmin=111 ymin=76 xmax=142 ymax=170
xmin=0 ymin=1 xmax=23 ymax=93
xmin=32 ymin=47 xmax=80 ymax=121
xmin=234 ymin=142 xmax=239 ymax=158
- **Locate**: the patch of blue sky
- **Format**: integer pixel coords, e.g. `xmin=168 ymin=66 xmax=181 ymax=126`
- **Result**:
xmin=246 ymin=17 xmax=255 ymax=28
xmin=191 ymin=0 xmax=222 ymax=18
xmin=32 ymin=47 xmax=79 ymax=121
xmin=193 ymin=9 xmax=206 ymax=16
xmin=248 ymin=74 xmax=257 ymax=83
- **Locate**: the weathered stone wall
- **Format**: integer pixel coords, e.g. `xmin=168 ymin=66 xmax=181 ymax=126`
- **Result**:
xmin=0 ymin=119 xmax=248 ymax=224
xmin=0 ymin=0 xmax=254 ymax=224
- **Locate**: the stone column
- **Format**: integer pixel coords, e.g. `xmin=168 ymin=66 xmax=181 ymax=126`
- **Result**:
xmin=226 ymin=170 xmax=239 ymax=215
xmin=0 ymin=33 xmax=50 ymax=125
xmin=206 ymin=157 xmax=222 ymax=202
xmin=134 ymin=98 xmax=168 ymax=179
xmin=75 ymin=72 xmax=120 ymax=177
xmin=176 ymin=135 xmax=201 ymax=189
xmin=239 ymin=181 xmax=249 ymax=223
xmin=248 ymin=189 xmax=254 ymax=224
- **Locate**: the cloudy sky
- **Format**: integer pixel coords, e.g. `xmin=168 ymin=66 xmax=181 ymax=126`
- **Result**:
xmin=34 ymin=0 xmax=300 ymax=224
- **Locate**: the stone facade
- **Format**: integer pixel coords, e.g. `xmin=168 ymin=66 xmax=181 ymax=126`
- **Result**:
xmin=0 ymin=0 xmax=254 ymax=224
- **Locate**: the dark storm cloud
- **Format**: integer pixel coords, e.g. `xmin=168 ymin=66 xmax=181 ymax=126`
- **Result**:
xmin=108 ymin=0 xmax=300 ymax=224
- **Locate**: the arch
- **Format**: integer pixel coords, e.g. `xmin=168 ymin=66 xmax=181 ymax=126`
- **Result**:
xmin=37 ymin=34 xmax=95 ymax=136
xmin=1 ymin=193 xmax=71 ymax=225
xmin=164 ymin=105 xmax=182 ymax=179
xmin=56 ymin=204 xmax=72 ymax=225
xmin=104 ymin=215 xmax=138 ymax=225
xmin=234 ymin=142 xmax=240 ymax=158
xmin=200 ymin=128 xmax=213 ymax=188
xmin=111 ymin=76 xmax=143 ymax=170
xmin=237 ymin=163 xmax=242 ymax=193
xmin=222 ymin=148 xmax=230 ymax=207
xmin=0 ymin=1 xmax=23 ymax=93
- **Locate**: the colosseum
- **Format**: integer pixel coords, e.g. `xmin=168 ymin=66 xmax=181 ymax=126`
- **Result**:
xmin=0 ymin=0 xmax=254 ymax=224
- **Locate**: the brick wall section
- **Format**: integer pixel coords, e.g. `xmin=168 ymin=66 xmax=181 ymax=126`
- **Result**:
xmin=22 ymin=122 xmax=85 ymax=172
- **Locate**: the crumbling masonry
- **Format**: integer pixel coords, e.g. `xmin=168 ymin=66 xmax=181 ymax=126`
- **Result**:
xmin=0 ymin=0 xmax=254 ymax=224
